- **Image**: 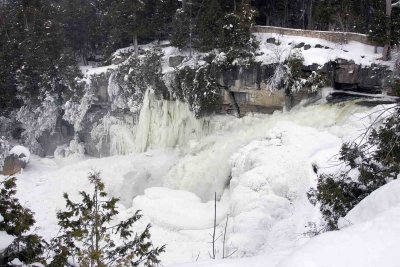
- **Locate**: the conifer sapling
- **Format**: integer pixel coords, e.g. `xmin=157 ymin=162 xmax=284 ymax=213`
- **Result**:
xmin=49 ymin=171 xmax=165 ymax=267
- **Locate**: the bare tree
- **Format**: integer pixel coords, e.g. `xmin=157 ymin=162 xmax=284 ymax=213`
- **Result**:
xmin=382 ymin=0 xmax=392 ymax=60
xmin=209 ymin=192 xmax=217 ymax=259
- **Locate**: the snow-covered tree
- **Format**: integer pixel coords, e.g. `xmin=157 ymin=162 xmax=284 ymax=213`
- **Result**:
xmin=267 ymin=50 xmax=326 ymax=93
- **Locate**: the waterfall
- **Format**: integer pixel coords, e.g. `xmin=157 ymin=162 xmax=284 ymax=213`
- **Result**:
xmin=134 ymin=89 xmax=211 ymax=152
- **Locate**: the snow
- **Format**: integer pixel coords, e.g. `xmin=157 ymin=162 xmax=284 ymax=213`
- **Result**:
xmin=255 ymin=33 xmax=391 ymax=67
xmin=170 ymin=150 xmax=400 ymax=267
xmin=132 ymin=187 xmax=229 ymax=230
xmin=80 ymin=64 xmax=117 ymax=76
xmin=10 ymin=258 xmax=23 ymax=266
xmin=0 ymin=231 xmax=14 ymax=252
xmin=277 ymin=178 xmax=400 ymax=267
xmin=339 ymin=176 xmax=400 ymax=228
xmin=226 ymin=123 xmax=341 ymax=257
xmin=9 ymin=145 xmax=30 ymax=163
xmin=77 ymin=31 xmax=393 ymax=93
xmin=9 ymin=99 xmax=392 ymax=266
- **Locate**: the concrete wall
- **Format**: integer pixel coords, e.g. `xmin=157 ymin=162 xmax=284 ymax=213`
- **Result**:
xmin=252 ymin=26 xmax=374 ymax=45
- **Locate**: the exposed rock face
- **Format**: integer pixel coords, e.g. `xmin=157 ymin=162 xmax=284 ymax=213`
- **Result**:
xmin=333 ymin=59 xmax=392 ymax=93
xmin=37 ymin=118 xmax=75 ymax=157
xmin=169 ymin=55 xmax=185 ymax=68
xmin=34 ymin=55 xmax=393 ymax=158
xmin=2 ymin=154 xmax=26 ymax=175
xmin=91 ymin=72 xmax=110 ymax=103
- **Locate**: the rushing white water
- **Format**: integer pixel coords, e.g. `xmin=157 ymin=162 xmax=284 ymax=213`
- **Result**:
xmin=162 ymin=102 xmax=370 ymax=201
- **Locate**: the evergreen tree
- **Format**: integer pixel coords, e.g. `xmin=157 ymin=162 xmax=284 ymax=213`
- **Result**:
xmin=220 ymin=0 xmax=258 ymax=53
xmin=308 ymin=105 xmax=400 ymax=230
xmin=170 ymin=7 xmax=191 ymax=49
xmin=0 ymin=176 xmax=45 ymax=265
xmin=60 ymin=0 xmax=100 ymax=64
xmin=49 ymin=172 xmax=165 ymax=267
xmin=368 ymin=0 xmax=389 ymax=47
xmin=0 ymin=0 xmax=82 ymax=153
xmin=196 ymin=0 xmax=224 ymax=51
xmin=106 ymin=0 xmax=147 ymax=55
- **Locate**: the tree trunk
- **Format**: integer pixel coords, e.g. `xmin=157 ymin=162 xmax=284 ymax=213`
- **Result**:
xmin=308 ymin=0 xmax=313 ymax=29
xmin=284 ymin=0 xmax=288 ymax=27
xmin=383 ymin=0 xmax=392 ymax=61
xmin=133 ymin=32 xmax=139 ymax=56
xmin=94 ymin=185 xmax=101 ymax=267
xmin=212 ymin=192 xmax=216 ymax=259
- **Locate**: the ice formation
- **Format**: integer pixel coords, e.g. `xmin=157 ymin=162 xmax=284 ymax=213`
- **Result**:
xmin=134 ymin=89 xmax=211 ymax=152
xmin=9 ymin=96 xmax=390 ymax=266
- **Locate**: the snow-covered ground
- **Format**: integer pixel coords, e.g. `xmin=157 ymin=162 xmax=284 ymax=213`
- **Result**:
xmin=80 ymin=31 xmax=394 ymax=79
xmin=254 ymin=32 xmax=388 ymax=67
xmin=4 ymin=94 xmax=395 ymax=266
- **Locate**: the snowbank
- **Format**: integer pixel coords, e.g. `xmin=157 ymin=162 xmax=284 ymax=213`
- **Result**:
xmin=255 ymin=32 xmax=387 ymax=67
xmin=339 ymin=177 xmax=400 ymax=228
xmin=132 ymin=187 xmax=229 ymax=230
xmin=0 ymin=231 xmax=14 ymax=252
xmin=278 ymin=188 xmax=400 ymax=267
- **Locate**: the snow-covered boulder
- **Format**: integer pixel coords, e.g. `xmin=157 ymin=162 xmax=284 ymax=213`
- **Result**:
xmin=1 ymin=145 xmax=30 ymax=176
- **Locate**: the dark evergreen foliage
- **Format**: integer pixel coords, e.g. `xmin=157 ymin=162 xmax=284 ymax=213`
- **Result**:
xmin=308 ymin=105 xmax=400 ymax=230
xmin=49 ymin=172 xmax=165 ymax=267
xmin=0 ymin=176 xmax=45 ymax=265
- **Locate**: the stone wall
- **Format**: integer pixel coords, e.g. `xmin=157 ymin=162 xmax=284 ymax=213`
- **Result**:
xmin=252 ymin=26 xmax=374 ymax=45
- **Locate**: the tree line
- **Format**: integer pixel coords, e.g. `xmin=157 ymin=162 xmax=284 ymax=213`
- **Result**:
xmin=0 ymin=0 xmax=398 ymax=114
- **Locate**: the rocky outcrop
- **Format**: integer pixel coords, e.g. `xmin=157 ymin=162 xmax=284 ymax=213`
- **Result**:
xmin=34 ymin=55 xmax=394 ymax=158
xmin=333 ymin=59 xmax=393 ymax=93
xmin=2 ymin=154 xmax=26 ymax=175
xmin=169 ymin=55 xmax=185 ymax=68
